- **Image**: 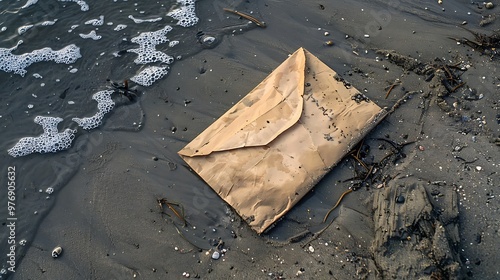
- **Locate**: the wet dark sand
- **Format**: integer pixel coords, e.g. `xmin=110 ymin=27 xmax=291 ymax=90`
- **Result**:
xmin=10 ymin=1 xmax=500 ymax=279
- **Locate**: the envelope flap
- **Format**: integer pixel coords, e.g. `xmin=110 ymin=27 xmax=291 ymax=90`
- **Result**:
xmin=179 ymin=48 xmax=307 ymax=157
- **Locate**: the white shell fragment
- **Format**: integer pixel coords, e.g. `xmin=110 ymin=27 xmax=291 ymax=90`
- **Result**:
xmin=52 ymin=246 xmax=63 ymax=258
xmin=211 ymin=251 xmax=220 ymax=260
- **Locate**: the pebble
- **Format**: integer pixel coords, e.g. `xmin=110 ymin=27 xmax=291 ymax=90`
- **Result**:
xmin=152 ymin=156 xmax=158 ymax=161
xmin=308 ymin=245 xmax=315 ymax=253
xmin=325 ymin=40 xmax=334 ymax=46
xmin=485 ymin=2 xmax=494 ymax=9
xmin=395 ymin=195 xmax=405 ymax=204
xmin=324 ymin=31 xmax=330 ymax=36
xmin=212 ymin=251 xmax=220 ymax=260
xmin=363 ymin=34 xmax=370 ymax=38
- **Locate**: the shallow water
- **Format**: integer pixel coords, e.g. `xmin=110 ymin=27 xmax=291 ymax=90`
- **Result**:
xmin=0 ymin=0 xmax=264 ymax=275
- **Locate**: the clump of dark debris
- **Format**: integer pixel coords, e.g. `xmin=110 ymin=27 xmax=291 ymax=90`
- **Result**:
xmin=375 ymin=49 xmax=466 ymax=112
xmin=450 ymin=28 xmax=500 ymax=59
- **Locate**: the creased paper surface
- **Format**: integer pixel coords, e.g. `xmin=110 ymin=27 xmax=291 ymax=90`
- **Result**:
xmin=179 ymin=48 xmax=386 ymax=233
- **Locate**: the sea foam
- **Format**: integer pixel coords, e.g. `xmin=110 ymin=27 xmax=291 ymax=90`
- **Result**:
xmin=131 ymin=66 xmax=169 ymax=87
xmin=0 ymin=41 xmax=81 ymax=76
xmin=72 ymin=90 xmax=115 ymax=130
xmin=128 ymin=25 xmax=174 ymax=64
xmin=167 ymin=0 xmax=198 ymax=27
xmin=8 ymin=116 xmax=76 ymax=157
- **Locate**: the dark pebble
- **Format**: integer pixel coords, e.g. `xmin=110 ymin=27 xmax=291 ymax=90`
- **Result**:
xmin=395 ymin=195 xmax=405 ymax=204
xmin=423 ymin=265 xmax=436 ymax=275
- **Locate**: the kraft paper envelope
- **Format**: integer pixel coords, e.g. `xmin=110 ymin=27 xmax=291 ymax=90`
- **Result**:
xmin=178 ymin=48 xmax=387 ymax=234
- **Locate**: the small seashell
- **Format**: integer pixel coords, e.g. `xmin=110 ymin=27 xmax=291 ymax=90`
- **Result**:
xmin=202 ymin=36 xmax=216 ymax=44
xmin=325 ymin=40 xmax=334 ymax=46
xmin=196 ymin=31 xmax=218 ymax=49
xmin=211 ymin=251 xmax=220 ymax=260
xmin=324 ymin=31 xmax=330 ymax=36
xmin=52 ymin=246 xmax=63 ymax=258
xmin=485 ymin=2 xmax=494 ymax=9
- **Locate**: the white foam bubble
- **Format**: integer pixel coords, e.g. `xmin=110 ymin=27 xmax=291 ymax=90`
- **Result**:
xmin=131 ymin=66 xmax=169 ymax=87
xmin=113 ymin=24 xmax=127 ymax=31
xmin=128 ymin=15 xmax=162 ymax=23
xmin=18 ymin=25 xmax=34 ymax=35
xmin=0 ymin=42 xmax=82 ymax=76
xmin=72 ymin=90 xmax=115 ymax=130
xmin=21 ymin=0 xmax=38 ymax=9
xmin=85 ymin=15 xmax=104 ymax=26
xmin=169 ymin=40 xmax=179 ymax=47
xmin=40 ymin=19 xmax=58 ymax=26
xmin=7 ymin=116 xmax=77 ymax=157
xmin=167 ymin=0 xmax=199 ymax=27
xmin=127 ymin=25 xmax=174 ymax=64
xmin=59 ymin=0 xmax=89 ymax=11
xmin=79 ymin=30 xmax=101 ymax=40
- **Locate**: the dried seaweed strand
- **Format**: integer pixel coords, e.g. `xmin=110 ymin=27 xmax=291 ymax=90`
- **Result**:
xmin=158 ymin=198 xmax=187 ymax=227
xmin=322 ymin=189 xmax=353 ymax=223
xmin=172 ymin=223 xmax=202 ymax=250
xmin=350 ymin=151 xmax=369 ymax=171
xmin=385 ymin=83 xmax=397 ymax=99
xmin=451 ymin=82 xmax=466 ymax=92
xmin=223 ymin=8 xmax=266 ymax=28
